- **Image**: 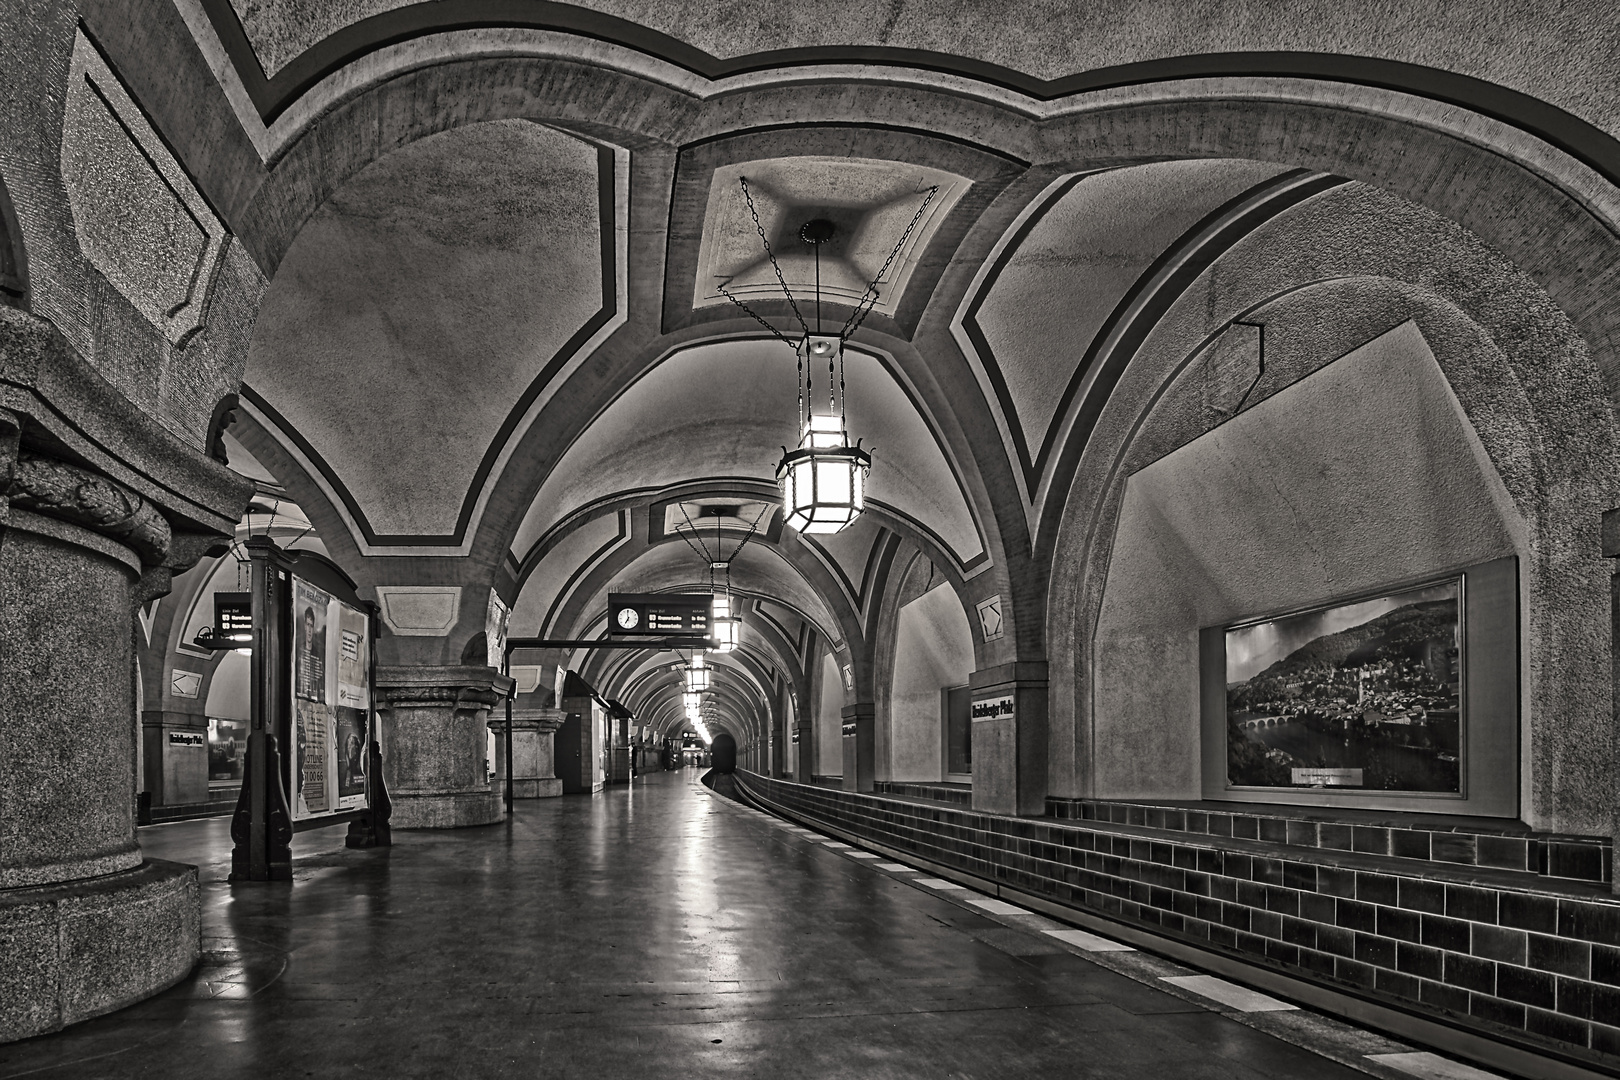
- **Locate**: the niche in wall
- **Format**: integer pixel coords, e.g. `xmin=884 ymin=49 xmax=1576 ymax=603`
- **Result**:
xmin=1093 ymin=322 xmax=1524 ymax=814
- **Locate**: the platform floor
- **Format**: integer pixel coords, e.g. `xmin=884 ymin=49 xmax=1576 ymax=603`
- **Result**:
xmin=0 ymin=771 xmax=1502 ymax=1079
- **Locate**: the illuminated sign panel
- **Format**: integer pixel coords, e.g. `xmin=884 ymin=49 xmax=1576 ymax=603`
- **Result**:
xmin=607 ymin=593 xmax=712 ymax=637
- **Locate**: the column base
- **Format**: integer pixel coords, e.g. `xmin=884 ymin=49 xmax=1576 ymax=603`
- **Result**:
xmin=513 ymin=778 xmax=563 ymax=799
xmin=0 ymin=859 xmax=199 ymax=1044
xmin=391 ymin=788 xmax=502 ymax=828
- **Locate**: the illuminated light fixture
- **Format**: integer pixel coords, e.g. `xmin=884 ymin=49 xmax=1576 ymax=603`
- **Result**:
xmin=716 ymin=180 xmax=938 ymax=536
xmin=683 ymin=690 xmax=702 ymax=710
xmin=685 ymin=652 xmax=710 ymax=692
xmin=711 ymin=592 xmax=740 ymax=654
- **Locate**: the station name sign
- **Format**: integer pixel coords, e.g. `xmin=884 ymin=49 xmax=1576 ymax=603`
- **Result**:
xmin=608 ymin=593 xmax=712 ymax=637
xmin=971 ymin=694 xmax=1014 ymax=723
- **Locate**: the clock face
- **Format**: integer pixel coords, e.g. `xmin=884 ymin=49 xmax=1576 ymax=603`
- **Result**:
xmin=616 ymin=607 xmax=640 ymax=630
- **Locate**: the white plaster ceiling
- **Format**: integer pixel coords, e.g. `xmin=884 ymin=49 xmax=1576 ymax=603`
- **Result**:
xmin=511 ymin=339 xmax=982 ymax=566
xmin=508 ymin=511 xmax=628 ymax=638
xmin=972 ymin=159 xmax=1293 ymax=477
xmin=694 ymin=157 xmax=967 ymax=320
xmin=245 ymin=118 xmax=603 ymax=538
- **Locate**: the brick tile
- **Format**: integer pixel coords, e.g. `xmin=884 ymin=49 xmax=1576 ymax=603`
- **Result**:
xmin=1238 ymin=881 xmax=1267 ymax=908
xmin=1393 ymin=939 xmax=1445 ymax=984
xmin=1220 ymin=902 xmax=1252 ymax=931
xmin=1283 ymin=863 xmax=1317 ymax=891
xmin=1318 ymin=867 xmax=1357 ymax=898
xmin=1266 ymin=939 xmax=1300 ymax=966
xmin=1546 ymin=842 xmax=1606 ymax=883
xmin=1591 ymin=981 xmax=1620 ymax=1023
xmin=1446 ymin=953 xmax=1496 ymax=994
xmin=1319 ymin=823 xmax=1354 ymax=851
xmin=1591 ymin=1022 xmax=1620 ymax=1057
xmin=1500 ymin=892 xmax=1559 ymax=935
xmin=1525 ymin=1006 xmax=1590 ymax=1048
xmin=1379 ymin=906 xmax=1422 ymax=943
xmin=1476 ymin=835 xmax=1530 ymax=872
xmin=1230 ymin=817 xmax=1258 ymax=841
xmin=1471 ymin=924 xmax=1527 ymax=965
xmin=1421 ymin=914 xmax=1472 ymax=953
xmin=1357 ymin=872 xmax=1399 ymax=906
xmin=1496 ymin=964 xmax=1556 ymax=1009
xmin=1207 ymin=815 xmax=1233 ymax=838
xmin=1336 ymin=957 xmax=1377 ymax=988
xmin=1445 ymin=884 xmax=1498 ymax=923
xmin=1354 ymin=932 xmax=1397 ymax=969
xmin=1431 ymin=832 xmax=1478 ymax=864
xmin=1252 ymin=910 xmax=1283 ymax=939
xmin=1390 ymin=829 xmax=1432 ymax=861
xmin=1559 ymin=899 xmax=1620 ymax=944
xmin=1286 ymin=820 xmax=1318 ymax=847
xmin=1375 ymin=968 xmax=1421 ymax=1001
xmin=1236 ymin=930 xmax=1268 ymax=957
xmin=1209 ymin=924 xmax=1238 ymax=949
xmin=1527 ymin=933 xmax=1591 ymax=978
xmin=1400 ymin=878 xmax=1446 ymax=915
xmin=1592 ymin=944 xmax=1620 ymax=987
xmin=1336 ymin=898 xmax=1376 ymax=932
xmin=1318 ymin=924 xmax=1355 ymax=958
xmin=1252 ymin=859 xmax=1285 ymax=887
xmin=1299 ymin=892 xmax=1336 ymax=923
xmin=1299 ymin=948 xmax=1336 ymax=976
xmin=1557 ymin=975 xmax=1595 ymax=1020
xmin=1282 ymin=916 xmax=1318 ymax=949
xmin=1259 ymin=818 xmax=1288 ymax=844
xmin=1419 ymin=978 xmax=1469 ymax=1014
xmin=1264 ymin=886 xmax=1299 ymax=916
xmin=1353 ymin=826 xmax=1391 ymax=855
xmin=1469 ymin=994 xmax=1525 ymax=1030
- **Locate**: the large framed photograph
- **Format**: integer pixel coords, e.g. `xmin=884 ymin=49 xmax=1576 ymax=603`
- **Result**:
xmin=1225 ymin=580 xmax=1461 ymax=793
xmin=1199 ymin=557 xmax=1519 ymax=816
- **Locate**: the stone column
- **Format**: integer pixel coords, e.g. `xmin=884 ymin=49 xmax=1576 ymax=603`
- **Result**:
xmin=841 ymin=702 xmax=875 ymax=793
xmin=969 ymin=662 xmax=1049 ymax=816
xmin=508 ymin=708 xmax=564 ymax=797
xmin=1604 ymin=508 xmax=1620 ymax=897
xmin=794 ymin=694 xmax=815 ymax=783
xmin=375 ymin=666 xmax=513 ymax=828
xmin=0 ymin=430 xmax=244 ymax=1041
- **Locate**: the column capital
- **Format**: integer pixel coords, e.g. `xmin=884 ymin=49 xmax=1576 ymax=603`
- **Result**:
xmin=375 ymin=665 xmax=515 ymax=711
xmin=508 ymin=707 xmax=566 ymax=733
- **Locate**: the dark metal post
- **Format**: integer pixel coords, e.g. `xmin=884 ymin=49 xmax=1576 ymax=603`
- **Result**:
xmin=504 ymin=646 xmax=514 ymax=816
xmin=230 ymin=535 xmax=292 ymax=881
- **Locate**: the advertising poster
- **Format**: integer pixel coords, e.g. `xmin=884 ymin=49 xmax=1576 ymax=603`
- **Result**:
xmin=336 ymin=603 xmax=369 ymax=709
xmin=208 ymin=717 xmax=248 ymax=783
xmin=1226 ymin=580 xmax=1461 ymax=793
xmin=335 ymin=706 xmax=368 ymax=808
xmin=294 ymin=579 xmax=331 ymax=703
xmin=295 ymin=698 xmax=331 ymax=817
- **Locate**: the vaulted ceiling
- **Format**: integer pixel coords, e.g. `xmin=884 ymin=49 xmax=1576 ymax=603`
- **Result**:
xmin=101 ymin=0 xmax=1620 ymax=742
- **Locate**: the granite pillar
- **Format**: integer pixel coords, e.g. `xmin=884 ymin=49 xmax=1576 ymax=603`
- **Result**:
xmin=507 ymin=708 xmax=564 ymax=798
xmin=969 ymin=662 xmax=1048 ymax=816
xmin=0 ymin=410 xmax=244 ymax=1041
xmin=376 ymin=665 xmax=514 ymax=828
xmin=841 ymin=702 xmax=875 ymax=793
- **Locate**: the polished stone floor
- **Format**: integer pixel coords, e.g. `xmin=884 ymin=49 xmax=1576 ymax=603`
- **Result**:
xmin=0 ymin=771 xmax=1435 ymax=1078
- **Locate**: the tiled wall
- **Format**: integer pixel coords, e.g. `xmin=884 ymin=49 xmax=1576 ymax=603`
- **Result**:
xmin=739 ymin=772 xmax=1620 ymax=1074
xmin=874 ymin=781 xmax=972 ymax=807
xmin=1051 ymin=798 xmax=1612 ymax=885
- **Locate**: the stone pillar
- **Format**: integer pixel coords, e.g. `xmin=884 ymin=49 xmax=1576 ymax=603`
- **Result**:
xmin=794 ymin=694 xmax=815 ymax=783
xmin=969 ymin=662 xmax=1049 ymax=816
xmin=508 ymin=708 xmax=564 ymax=798
xmin=0 ymin=436 xmax=236 ymax=1041
xmin=841 ymin=702 xmax=875 ymax=793
xmin=375 ymin=666 xmax=514 ymax=828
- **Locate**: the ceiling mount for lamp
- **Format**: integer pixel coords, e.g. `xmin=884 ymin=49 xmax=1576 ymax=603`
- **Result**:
xmin=717 ymin=180 xmax=938 ymax=537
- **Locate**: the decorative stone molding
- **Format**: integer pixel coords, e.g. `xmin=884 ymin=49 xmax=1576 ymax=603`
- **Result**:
xmin=374 ymin=586 xmax=461 ymax=636
xmin=4 ymin=449 xmax=170 ymax=564
xmin=509 ymin=707 xmax=565 ymax=733
xmin=61 ymin=30 xmax=228 ymax=347
xmin=373 ymin=665 xmax=513 ymax=710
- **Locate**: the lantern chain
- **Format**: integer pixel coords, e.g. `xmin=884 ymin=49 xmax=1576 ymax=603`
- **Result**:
xmin=737 ymin=177 xmax=810 ymax=336
xmin=839 ymin=185 xmax=939 ymax=340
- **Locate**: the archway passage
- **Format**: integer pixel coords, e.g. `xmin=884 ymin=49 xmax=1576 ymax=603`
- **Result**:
xmin=7 ymin=1 xmax=1620 ymax=1072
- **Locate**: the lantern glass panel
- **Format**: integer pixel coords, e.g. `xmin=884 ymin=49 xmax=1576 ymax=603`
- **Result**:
xmin=817 ymin=457 xmax=851 ymax=504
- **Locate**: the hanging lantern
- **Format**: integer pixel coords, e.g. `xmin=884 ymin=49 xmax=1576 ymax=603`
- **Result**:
xmin=683 ymin=690 xmax=702 ymax=710
xmin=711 ymin=592 xmax=740 ymax=653
xmin=685 ymin=653 xmax=710 ymax=692
xmin=715 ymin=184 xmax=937 ymax=539
xmin=778 ymin=409 xmax=870 ymax=535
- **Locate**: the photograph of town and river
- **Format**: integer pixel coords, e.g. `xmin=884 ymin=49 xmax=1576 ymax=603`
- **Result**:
xmin=1226 ymin=581 xmax=1461 ymax=793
